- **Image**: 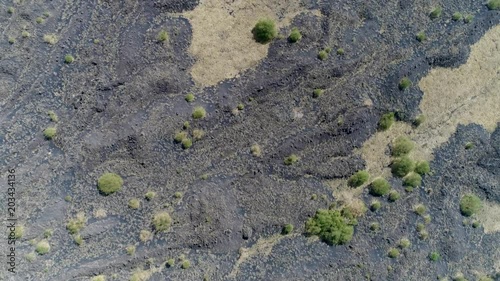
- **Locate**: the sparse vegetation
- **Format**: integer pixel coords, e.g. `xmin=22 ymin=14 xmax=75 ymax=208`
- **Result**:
xmin=43 ymin=127 xmax=57 ymax=139
xmin=370 ymin=200 xmax=381 ymax=212
xmin=284 ymin=154 xmax=299 ymax=165
xmin=44 ymin=229 xmax=53 ymax=238
xmin=391 ymin=136 xmax=414 ymax=157
xmin=185 ymin=93 xmax=195 ymax=102
xmin=8 ymin=37 xmax=15 ymax=44
xmin=97 ymin=173 xmax=123 ymax=195
xmin=157 ymin=30 xmax=169 ymax=42
xmin=452 ymin=12 xmax=463 ymax=21
xmin=47 ymin=110 xmax=58 ymax=122
xmin=399 ymin=238 xmax=411 ymax=248
xmin=181 ymin=260 xmax=191 ymax=269
xmin=369 ymin=178 xmax=391 ymax=196
xmin=25 ymin=252 xmax=36 ymax=262
xmin=378 ymin=112 xmax=395 ymax=131
xmin=403 ymin=172 xmax=422 ymax=187
xmin=282 ymin=224 xmax=294 ymax=235
xmin=192 ymin=129 xmax=204 ymax=140
xmin=167 ymin=258 xmax=175 ymax=267
xmin=36 ymin=17 xmax=44 ymax=24
xmin=288 ymin=27 xmax=301 ymax=43
xmin=64 ymin=54 xmax=74 ymax=63
xmin=139 ymin=230 xmax=152 ymax=242
xmin=472 ymin=220 xmax=480 ymax=228
xmin=7 ymin=7 xmax=14 ymax=14
xmin=312 ymin=89 xmax=324 ymax=98
xmin=251 ymin=144 xmax=262 ymax=157
xmin=416 ymin=31 xmax=427 ymax=42
xmin=305 ymin=209 xmax=355 ymax=245
xmin=192 ymin=106 xmax=206 ymax=119
xmin=464 ymin=14 xmax=474 ymax=23
xmin=182 ymin=138 xmax=192 ymax=149
xmin=413 ymin=114 xmax=426 ymax=126
xmin=348 ymin=170 xmax=370 ymax=187
xmin=337 ymin=48 xmax=345 ymax=55
xmin=391 ymin=156 xmax=415 ymax=177
xmin=252 ymin=19 xmax=277 ymax=43
xmin=487 ymin=0 xmax=500 ymax=10
xmin=14 ymin=225 xmax=24 ymax=239
xmin=43 ymin=34 xmax=58 ymax=45
xmin=430 ymin=7 xmax=442 ymax=19
xmin=145 ymin=191 xmax=156 ymax=201
xmin=174 ymin=131 xmax=188 ymax=143
xmin=423 ymin=214 xmax=432 ymax=224
xmin=152 ymin=212 xmax=172 ymax=232
xmin=126 ymin=245 xmax=136 ymax=255
xmin=369 ymin=222 xmax=380 ymax=231
xmin=465 ymin=142 xmax=474 ymax=149
xmin=459 ymin=194 xmax=482 ymax=217
xmin=399 ymin=77 xmax=412 ymax=90
xmin=183 ymin=121 xmax=190 ymax=129
xmin=35 ymin=240 xmax=50 ymax=255
xmin=388 ymin=190 xmax=400 ymax=202
xmin=415 ymin=161 xmax=430 ymax=175
xmin=22 ymin=31 xmax=30 ymax=38
xmin=388 ymin=248 xmax=400 ymax=258
xmin=74 ymin=234 xmax=83 ymax=246
xmin=67 ymin=212 xmax=87 ymax=234
xmin=237 ymin=103 xmax=244 ymax=110
xmin=91 ymin=275 xmax=106 ymax=281
xmin=429 ymin=251 xmax=440 ymax=261
xmin=318 ymin=50 xmax=328 ymax=60
xmin=129 ymin=198 xmax=140 ymax=209
xmin=414 ymin=204 xmax=426 ymax=216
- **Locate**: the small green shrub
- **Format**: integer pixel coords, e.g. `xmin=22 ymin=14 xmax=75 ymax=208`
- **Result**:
xmin=237 ymin=103 xmax=244 ymax=110
xmin=403 ymin=172 xmax=422 ymax=187
xmin=370 ymin=200 xmax=381 ymax=212
xmin=478 ymin=276 xmax=493 ymax=281
xmin=182 ymin=138 xmax=192 ymax=149
xmin=284 ymin=154 xmax=299 ymax=165
xmin=388 ymin=248 xmax=400 ymax=258
xmin=388 ymin=190 xmax=400 ymax=202
xmin=312 ymin=89 xmax=324 ymax=98
xmin=251 ymin=144 xmax=261 ymax=157
xmin=185 ymin=93 xmax=195 ymax=102
xmin=74 ymin=234 xmax=83 ymax=246
xmin=429 ymin=251 xmax=440 ymax=261
xmin=157 ymin=30 xmax=169 ymax=42
xmin=391 ymin=156 xmax=415 ymax=177
xmin=139 ymin=230 xmax=152 ymax=242
xmin=288 ymin=27 xmax=301 ymax=43
xmin=472 ymin=220 xmax=480 ymax=228
xmin=305 ymin=209 xmax=355 ymax=245
xmin=282 ymin=224 xmax=294 ymax=235
xmin=419 ymin=229 xmax=429 ymax=240
xmin=192 ymin=106 xmax=206 ymax=119
xmin=416 ymin=223 xmax=425 ymax=232
xmin=126 ymin=245 xmax=136 ymax=255
xmin=36 ymin=17 xmax=44 ymax=24
xmin=47 ymin=110 xmax=58 ymax=122
xmin=64 ymin=54 xmax=74 ymax=63
xmin=192 ymin=129 xmax=204 ymax=140
xmin=67 ymin=213 xmax=87 ymax=234
xmin=252 ymin=19 xmax=277 ymax=43
xmin=129 ymin=198 xmax=140 ymax=209
xmin=378 ymin=112 xmax=395 ymax=131
xmin=487 ymin=0 xmax=500 ymax=10
xmin=318 ymin=50 xmax=328 ymax=60
xmin=44 ymin=127 xmax=57 ymax=139
xmin=174 ymin=131 xmax=188 ymax=143
xmin=369 ymin=178 xmax=391 ymax=196
xmin=464 ymin=15 xmax=474 ymax=23
xmin=416 ymin=31 xmax=427 ymax=42
xmin=430 ymin=7 xmax=442 ymax=19
xmin=22 ymin=31 xmax=30 ymax=38
xmin=413 ymin=115 xmax=425 ymax=126
xmin=423 ymin=214 xmax=432 ymax=224
xmin=414 ymin=204 xmax=426 ymax=216
xmin=337 ymin=48 xmax=345 ymax=55
xmin=35 ymin=240 xmax=50 ymax=255
xmin=311 ymin=194 xmax=318 ymax=200
xmin=399 ymin=77 xmax=412 ymax=90
xmin=183 ymin=121 xmax=190 ymax=129
xmin=398 ymin=238 xmax=410 ymax=248
xmin=97 ymin=173 xmax=123 ymax=195
xmin=152 ymin=212 xmax=172 ymax=232
xmin=348 ymin=170 xmax=370 ymax=187
xmin=174 ymin=191 xmax=183 ymax=199
xmin=465 ymin=142 xmax=474 ymax=149
xmin=91 ymin=275 xmax=106 ymax=281
xmin=181 ymin=260 xmax=191 ymax=269
xmin=64 ymin=195 xmax=72 ymax=202
xmin=25 ymin=252 xmax=36 ymax=262
xmin=452 ymin=12 xmax=463 ymax=21
xmin=145 ymin=191 xmax=156 ymax=201
xmin=459 ymin=194 xmax=482 ymax=217
xmin=391 ymin=136 xmax=414 ymax=156
xmin=7 ymin=7 xmax=14 ymax=14
xmin=369 ymin=222 xmax=380 ymax=231
xmin=167 ymin=258 xmax=175 ymax=267
xmin=43 ymin=34 xmax=58 ymax=45
xmin=324 ymin=47 xmax=332 ymax=53
xmin=414 ymin=161 xmax=430 ymax=175
xmin=14 ymin=225 xmax=24 ymax=239
xmin=44 ymin=229 xmax=53 ymax=238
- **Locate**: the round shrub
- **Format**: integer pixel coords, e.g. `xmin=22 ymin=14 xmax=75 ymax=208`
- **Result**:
xmin=430 ymin=7 xmax=442 ymax=19
xmin=145 ymin=191 xmax=156 ymax=201
xmin=388 ymin=190 xmax=400 ymax=202
xmin=403 ymin=172 xmax=422 ymax=187
xmin=97 ymin=173 xmax=123 ymax=195
xmin=129 ymin=199 xmax=140 ymax=209
xmin=370 ymin=200 xmax=381 ymax=212
xmin=429 ymin=251 xmax=440 ymax=261
xmin=487 ymin=0 xmax=500 ymax=10
xmin=288 ymin=27 xmax=301 ymax=43
xmin=43 ymin=127 xmax=57 ymax=139
xmin=416 ymin=31 xmax=427 ymax=42
xmin=36 ymin=240 xmax=50 ymax=255
xmin=369 ymin=178 xmax=391 ymax=196
xmin=415 ymin=161 xmax=430 ymax=175
xmin=185 ymin=93 xmax=194 ymax=102
xmin=64 ymin=54 xmax=74 ymax=63
xmin=305 ymin=209 xmax=355 ymax=245
xmin=459 ymin=194 xmax=482 ymax=217
xmin=282 ymin=224 xmax=294 ymax=235
xmin=369 ymin=222 xmax=380 ymax=231
xmin=174 ymin=131 xmax=188 ymax=143
xmin=399 ymin=238 xmax=411 ymax=249
xmin=284 ymin=154 xmax=299 ymax=165
xmin=181 ymin=260 xmax=191 ymax=269
xmin=318 ymin=50 xmax=328 ymax=60
xmin=152 ymin=212 xmax=172 ymax=232
xmin=348 ymin=170 xmax=370 ymax=187
xmin=391 ymin=156 xmax=415 ymax=177
xmin=464 ymin=14 xmax=474 ymax=23
xmin=413 ymin=114 xmax=425 ymax=126
xmin=157 ymin=30 xmax=169 ymax=42
xmin=312 ymin=89 xmax=324 ymax=98
xmin=126 ymin=245 xmax=136 ymax=255
xmin=182 ymin=138 xmax=192 ymax=149
xmin=388 ymin=248 xmax=400 ymax=258
xmin=399 ymin=77 xmax=412 ymax=90
xmin=192 ymin=106 xmax=206 ymax=119
xmin=252 ymin=19 xmax=277 ymax=43
xmin=378 ymin=112 xmax=395 ymax=131
xmin=391 ymin=136 xmax=414 ymax=156
xmin=452 ymin=12 xmax=463 ymax=21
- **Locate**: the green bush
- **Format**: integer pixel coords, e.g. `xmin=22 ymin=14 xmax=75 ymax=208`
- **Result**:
xmin=399 ymin=77 xmax=412 ymax=90
xmin=181 ymin=260 xmax=191 ymax=269
xmin=430 ymin=7 xmax=442 ymax=19
xmin=369 ymin=178 xmax=391 ymax=196
xmin=288 ymin=27 xmax=301 ymax=43
xmin=391 ymin=136 xmax=414 ymax=156
xmin=487 ymin=0 xmax=500 ymax=10
xmin=91 ymin=275 xmax=106 ymax=281
xmin=97 ymin=173 xmax=123 ymax=195
xmin=305 ymin=209 xmax=355 ymax=245
xmin=388 ymin=248 xmax=400 ymax=258
xmin=36 ymin=17 xmax=44 ymax=24
xmin=464 ymin=15 xmax=474 ymax=23
xmin=370 ymin=200 xmax=381 ymax=212
xmin=378 ymin=112 xmax=395 ymax=131
xmin=348 ymin=170 xmax=370 ymax=187
xmin=318 ymin=50 xmax=328 ymax=60
xmin=183 ymin=121 xmax=190 ymax=129
xmin=312 ymin=89 xmax=324 ymax=98
xmin=459 ymin=194 xmax=482 ymax=217
xmin=44 ymin=127 xmax=57 ymax=139
xmin=414 ymin=204 xmax=426 ymax=216
xmin=429 ymin=251 xmax=440 ymax=261
xmin=252 ymin=19 xmax=277 ymax=43
xmin=152 ymin=212 xmax=172 ymax=232
xmin=399 ymin=238 xmax=410 ymax=248
xmin=369 ymin=222 xmax=380 ymax=231
xmin=413 ymin=114 xmax=425 ymax=127
xmin=337 ymin=48 xmax=345 ymax=55
xmin=157 ymin=30 xmax=169 ymax=42
xmin=282 ymin=224 xmax=294 ymax=235
xmin=185 ymin=93 xmax=194 ymax=102
xmin=126 ymin=245 xmax=136 ymax=255
xmin=67 ymin=213 xmax=86 ymax=234
xmin=64 ymin=54 xmax=74 ymax=63
xmin=388 ymin=190 xmax=400 ymax=202
xmin=284 ymin=154 xmax=299 ymax=165
xmin=167 ymin=258 xmax=175 ymax=267
xmin=403 ymin=172 xmax=422 ymax=187
xmin=174 ymin=191 xmax=183 ymax=199
xmin=391 ymin=156 xmax=415 ymax=177
xmin=145 ymin=191 xmax=156 ymax=201
xmin=192 ymin=106 xmax=206 ymax=119
xmin=7 ymin=7 xmax=14 ymax=14
xmin=22 ymin=31 xmax=30 ymax=38
xmin=182 ymin=138 xmax=192 ymax=149
xmin=465 ymin=142 xmax=474 ymax=149
xmin=174 ymin=131 xmax=188 ymax=143
xmin=414 ymin=161 xmax=430 ymax=175
xmin=416 ymin=31 xmax=427 ymax=42
xmin=36 ymin=240 xmax=50 ymax=255
xmin=47 ymin=110 xmax=58 ymax=122
xmin=452 ymin=12 xmax=463 ymax=21
xmin=237 ymin=103 xmax=244 ymax=110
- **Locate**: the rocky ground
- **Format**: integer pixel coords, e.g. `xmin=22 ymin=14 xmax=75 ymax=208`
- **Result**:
xmin=0 ymin=0 xmax=499 ymax=280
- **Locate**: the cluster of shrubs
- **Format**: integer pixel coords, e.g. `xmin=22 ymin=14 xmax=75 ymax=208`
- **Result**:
xmin=389 ymin=136 xmax=430 ymax=188
xmin=305 ymin=208 xmax=357 ymax=245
